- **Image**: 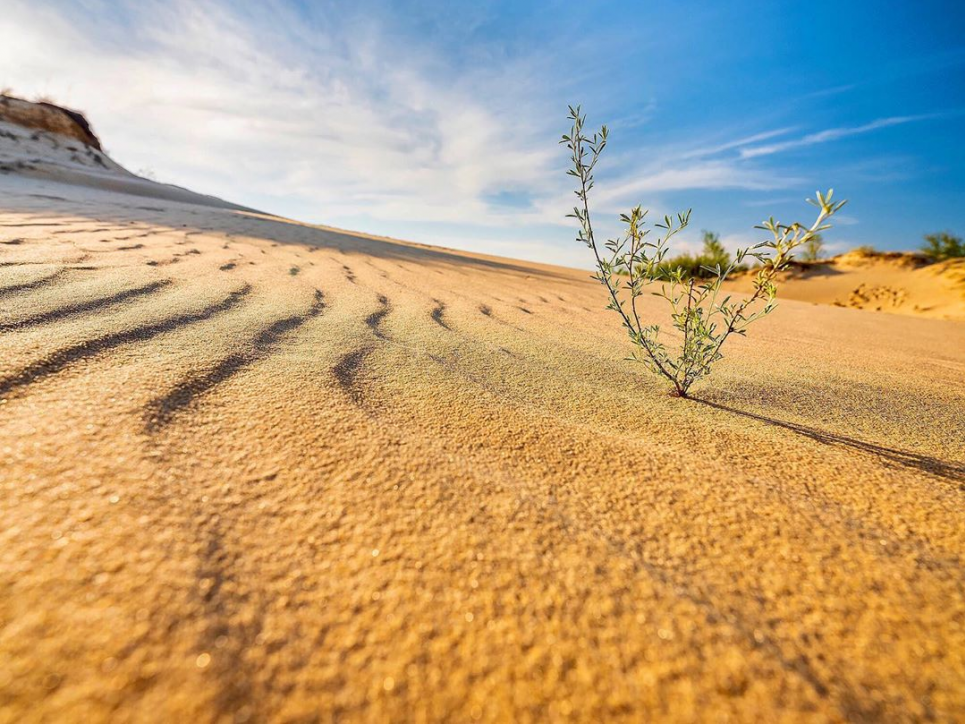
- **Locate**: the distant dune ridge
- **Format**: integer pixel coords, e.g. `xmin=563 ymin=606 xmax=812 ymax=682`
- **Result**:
xmin=0 ymin=93 xmax=103 ymax=149
xmin=0 ymin=94 xmax=256 ymax=212
xmin=1 ymin=97 xmax=963 ymax=721
xmin=726 ymin=248 xmax=965 ymax=320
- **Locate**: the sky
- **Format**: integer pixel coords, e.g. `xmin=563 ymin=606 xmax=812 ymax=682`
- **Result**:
xmin=2 ymin=0 xmax=964 ymax=266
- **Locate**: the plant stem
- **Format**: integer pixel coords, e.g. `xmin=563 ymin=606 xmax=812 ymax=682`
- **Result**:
xmin=573 ymin=137 xmax=677 ymax=385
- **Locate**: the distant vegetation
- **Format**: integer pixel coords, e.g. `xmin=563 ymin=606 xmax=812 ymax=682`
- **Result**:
xmin=845 ymin=233 xmax=963 ymax=262
xmin=562 ymin=106 xmax=845 ymax=398
xmin=920 ymin=231 xmax=964 ymax=262
xmin=801 ymin=233 xmax=825 ymax=262
xmin=618 ymin=230 xmax=748 ymax=280
xmin=652 ymin=230 xmax=750 ymax=280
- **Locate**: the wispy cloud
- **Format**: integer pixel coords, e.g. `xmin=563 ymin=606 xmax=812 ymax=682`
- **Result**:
xmin=0 ymin=0 xmax=816 ymax=262
xmin=679 ymin=127 xmax=797 ymax=160
xmin=802 ymin=83 xmax=857 ymax=100
xmin=739 ymin=115 xmax=937 ymax=159
xmin=1 ymin=0 xmax=959 ymax=262
xmin=0 ymin=0 xmax=563 ymax=235
xmin=597 ymin=160 xmax=799 ymax=205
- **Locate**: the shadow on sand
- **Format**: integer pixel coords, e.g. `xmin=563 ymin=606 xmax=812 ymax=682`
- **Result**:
xmin=693 ymin=398 xmax=965 ymax=485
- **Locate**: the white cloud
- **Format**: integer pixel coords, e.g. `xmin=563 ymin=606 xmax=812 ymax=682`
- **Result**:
xmin=0 ymin=0 xmax=562 ymax=238
xmin=594 ymin=160 xmax=800 ymax=208
xmin=678 ymin=127 xmax=797 ymax=160
xmin=832 ymin=214 xmax=860 ymax=226
xmin=739 ymin=116 xmax=935 ymax=159
xmin=0 ymin=0 xmax=904 ymax=264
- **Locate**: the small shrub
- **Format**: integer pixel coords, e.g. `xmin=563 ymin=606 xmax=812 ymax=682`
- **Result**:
xmin=653 ymin=230 xmax=746 ymax=280
xmin=562 ymin=106 xmax=845 ymax=397
xmin=701 ymin=231 xmax=729 ymax=265
xmin=655 ymin=252 xmax=707 ymax=279
xmin=920 ymin=231 xmax=964 ymax=262
xmin=801 ymin=233 xmax=825 ymax=262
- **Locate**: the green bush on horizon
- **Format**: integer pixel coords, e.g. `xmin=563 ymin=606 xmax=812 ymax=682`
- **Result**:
xmin=920 ymin=231 xmax=964 ymax=262
xmin=801 ymin=233 xmax=825 ymax=262
xmin=650 ymin=230 xmax=751 ymax=280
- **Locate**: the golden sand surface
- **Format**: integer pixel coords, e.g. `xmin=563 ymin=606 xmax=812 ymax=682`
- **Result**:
xmin=725 ymin=252 xmax=965 ymax=322
xmin=1 ymin=177 xmax=963 ymax=723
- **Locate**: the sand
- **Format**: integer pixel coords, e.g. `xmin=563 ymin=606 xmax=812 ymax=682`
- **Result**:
xmin=1 ymin=131 xmax=964 ymax=722
xmin=725 ymin=252 xmax=965 ymax=322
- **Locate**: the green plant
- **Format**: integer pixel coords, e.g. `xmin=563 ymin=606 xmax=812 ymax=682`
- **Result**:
xmin=562 ymin=105 xmax=846 ymax=398
xmin=802 ymin=233 xmax=825 ymax=262
xmin=920 ymin=231 xmax=963 ymax=262
xmin=701 ymin=231 xmax=729 ymax=267
xmin=651 ymin=230 xmax=742 ymax=280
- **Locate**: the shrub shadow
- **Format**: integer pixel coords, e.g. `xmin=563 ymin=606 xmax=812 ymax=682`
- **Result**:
xmin=693 ymin=398 xmax=965 ymax=485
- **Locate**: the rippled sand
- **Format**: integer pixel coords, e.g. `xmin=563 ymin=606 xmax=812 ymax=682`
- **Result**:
xmin=1 ymin=175 xmax=963 ymax=722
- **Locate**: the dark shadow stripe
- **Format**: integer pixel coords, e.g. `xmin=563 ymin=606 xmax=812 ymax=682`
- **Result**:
xmin=0 ymin=269 xmax=70 ymax=297
xmin=0 ymin=284 xmax=252 ymax=398
xmin=0 ymin=223 xmax=64 ymax=228
xmin=143 ymin=290 xmax=325 ymax=431
xmin=332 ymin=346 xmax=372 ymax=405
xmin=189 ymin=523 xmax=264 ymax=722
xmin=0 ymin=280 xmax=172 ymax=331
xmin=430 ymin=299 xmax=451 ymax=330
xmin=693 ymin=398 xmax=965 ymax=484
xmin=365 ymin=295 xmax=390 ymax=339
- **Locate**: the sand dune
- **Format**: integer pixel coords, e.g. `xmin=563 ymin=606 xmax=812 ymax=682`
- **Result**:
xmin=726 ymin=251 xmax=965 ymax=321
xmin=0 ymin=94 xmax=256 ymax=213
xmin=1 ymin=108 xmax=964 ymax=722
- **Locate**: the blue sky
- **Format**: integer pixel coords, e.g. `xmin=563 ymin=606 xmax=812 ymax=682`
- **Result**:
xmin=3 ymin=0 xmax=963 ymax=265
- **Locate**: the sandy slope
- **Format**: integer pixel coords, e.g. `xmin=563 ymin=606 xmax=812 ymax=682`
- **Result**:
xmin=0 ymin=108 xmax=256 ymax=213
xmin=0 ymin=166 xmax=964 ymax=721
xmin=725 ymin=252 xmax=965 ymax=321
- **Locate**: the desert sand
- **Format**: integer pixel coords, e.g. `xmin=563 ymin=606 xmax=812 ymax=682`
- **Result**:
xmin=1 ymin=102 xmax=964 ymax=722
xmin=726 ymin=252 xmax=965 ymax=321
